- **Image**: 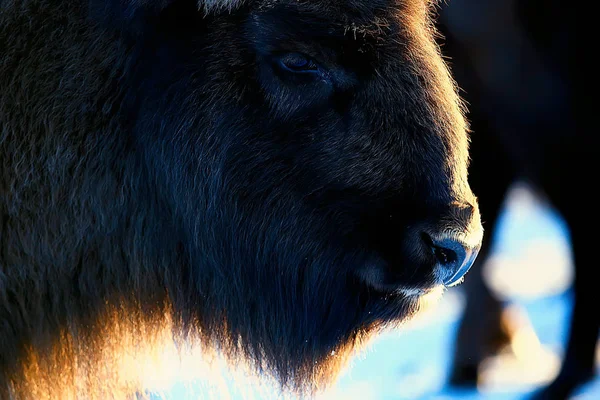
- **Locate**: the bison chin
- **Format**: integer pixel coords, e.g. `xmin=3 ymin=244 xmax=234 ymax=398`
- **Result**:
xmin=7 ymin=290 xmax=425 ymax=399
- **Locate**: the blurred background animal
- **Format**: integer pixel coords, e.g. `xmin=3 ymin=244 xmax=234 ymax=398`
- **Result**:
xmin=436 ymin=0 xmax=595 ymax=398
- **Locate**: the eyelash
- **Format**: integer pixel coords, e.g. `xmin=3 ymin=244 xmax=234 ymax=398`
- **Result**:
xmin=273 ymin=52 xmax=333 ymax=86
xmin=278 ymin=53 xmax=320 ymax=73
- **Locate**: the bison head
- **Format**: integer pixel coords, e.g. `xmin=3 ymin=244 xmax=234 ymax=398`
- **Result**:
xmin=126 ymin=0 xmax=483 ymax=389
xmin=0 ymin=0 xmax=482 ymax=396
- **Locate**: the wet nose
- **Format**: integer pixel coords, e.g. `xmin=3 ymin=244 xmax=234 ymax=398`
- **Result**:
xmin=423 ymin=234 xmax=480 ymax=287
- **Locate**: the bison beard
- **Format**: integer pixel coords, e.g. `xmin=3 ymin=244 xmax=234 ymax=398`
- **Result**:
xmin=0 ymin=0 xmax=482 ymax=398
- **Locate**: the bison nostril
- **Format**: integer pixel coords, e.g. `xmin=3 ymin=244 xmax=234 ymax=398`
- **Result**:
xmin=421 ymin=233 xmax=479 ymax=287
xmin=432 ymin=245 xmax=458 ymax=265
xmin=421 ymin=233 xmax=461 ymax=266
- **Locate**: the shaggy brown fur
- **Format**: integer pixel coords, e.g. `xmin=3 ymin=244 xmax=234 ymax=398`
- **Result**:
xmin=0 ymin=0 xmax=481 ymax=398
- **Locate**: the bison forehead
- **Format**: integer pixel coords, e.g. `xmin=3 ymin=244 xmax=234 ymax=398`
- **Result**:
xmin=253 ymin=0 xmax=434 ymax=26
xmin=246 ymin=0 xmax=436 ymax=71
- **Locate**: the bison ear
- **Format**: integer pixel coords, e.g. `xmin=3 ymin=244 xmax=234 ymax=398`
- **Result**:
xmin=90 ymin=0 xmax=246 ymax=32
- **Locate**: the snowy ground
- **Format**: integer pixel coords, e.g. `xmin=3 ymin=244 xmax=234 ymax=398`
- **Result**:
xmin=154 ymin=182 xmax=599 ymax=399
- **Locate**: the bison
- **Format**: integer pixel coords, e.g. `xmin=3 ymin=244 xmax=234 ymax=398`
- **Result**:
xmin=0 ymin=0 xmax=483 ymax=398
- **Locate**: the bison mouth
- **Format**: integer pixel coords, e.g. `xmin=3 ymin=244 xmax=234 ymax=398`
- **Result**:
xmin=352 ymin=232 xmax=481 ymax=298
xmin=354 ymin=260 xmax=443 ymax=296
xmin=344 ymin=267 xmax=443 ymax=328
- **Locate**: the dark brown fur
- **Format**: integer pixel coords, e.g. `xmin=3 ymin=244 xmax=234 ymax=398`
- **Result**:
xmin=0 ymin=0 xmax=480 ymax=398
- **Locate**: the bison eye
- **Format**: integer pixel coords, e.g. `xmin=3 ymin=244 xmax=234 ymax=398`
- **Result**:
xmin=272 ymin=52 xmax=333 ymax=87
xmin=277 ymin=53 xmax=319 ymax=74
